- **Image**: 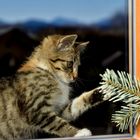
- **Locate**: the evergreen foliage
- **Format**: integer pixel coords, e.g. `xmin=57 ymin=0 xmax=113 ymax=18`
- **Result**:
xmin=99 ymin=69 xmax=140 ymax=131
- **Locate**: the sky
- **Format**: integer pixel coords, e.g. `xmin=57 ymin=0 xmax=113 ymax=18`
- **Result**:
xmin=0 ymin=0 xmax=127 ymax=24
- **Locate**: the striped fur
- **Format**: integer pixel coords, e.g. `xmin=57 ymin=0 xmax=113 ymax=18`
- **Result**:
xmin=0 ymin=35 xmax=105 ymax=139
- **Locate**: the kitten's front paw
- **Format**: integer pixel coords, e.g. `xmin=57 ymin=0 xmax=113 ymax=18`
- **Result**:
xmin=74 ymin=128 xmax=92 ymax=137
xmin=88 ymin=88 xmax=104 ymax=104
xmin=99 ymin=89 xmax=112 ymax=101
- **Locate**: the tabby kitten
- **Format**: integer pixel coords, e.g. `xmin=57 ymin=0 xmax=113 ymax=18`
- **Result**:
xmin=0 ymin=34 xmax=107 ymax=140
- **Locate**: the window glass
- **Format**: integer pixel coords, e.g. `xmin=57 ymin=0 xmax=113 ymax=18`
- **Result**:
xmin=0 ymin=0 xmax=133 ymax=139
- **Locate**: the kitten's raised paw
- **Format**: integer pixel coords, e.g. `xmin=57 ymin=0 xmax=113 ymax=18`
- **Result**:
xmin=88 ymin=88 xmax=104 ymax=104
xmin=74 ymin=128 xmax=92 ymax=137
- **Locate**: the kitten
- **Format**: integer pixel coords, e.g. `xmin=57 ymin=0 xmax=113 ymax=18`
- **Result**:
xmin=0 ymin=34 xmax=106 ymax=140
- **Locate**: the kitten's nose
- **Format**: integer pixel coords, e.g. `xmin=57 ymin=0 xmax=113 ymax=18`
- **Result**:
xmin=72 ymin=72 xmax=78 ymax=80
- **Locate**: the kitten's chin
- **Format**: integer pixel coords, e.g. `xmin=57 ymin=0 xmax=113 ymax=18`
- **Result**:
xmin=60 ymin=78 xmax=72 ymax=85
xmin=58 ymin=77 xmax=74 ymax=85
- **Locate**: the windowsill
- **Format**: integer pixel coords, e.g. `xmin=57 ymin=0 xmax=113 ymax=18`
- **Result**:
xmin=31 ymin=134 xmax=135 ymax=140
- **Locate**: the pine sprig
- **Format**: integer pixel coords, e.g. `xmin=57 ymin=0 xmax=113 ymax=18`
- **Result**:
xmin=112 ymin=104 xmax=140 ymax=131
xmin=99 ymin=69 xmax=140 ymax=131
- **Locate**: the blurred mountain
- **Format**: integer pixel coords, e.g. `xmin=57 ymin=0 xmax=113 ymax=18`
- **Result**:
xmin=20 ymin=19 xmax=49 ymax=32
xmin=0 ymin=20 xmax=10 ymax=27
xmin=0 ymin=11 xmax=127 ymax=34
xmin=93 ymin=12 xmax=128 ymax=32
xmin=19 ymin=18 xmax=82 ymax=32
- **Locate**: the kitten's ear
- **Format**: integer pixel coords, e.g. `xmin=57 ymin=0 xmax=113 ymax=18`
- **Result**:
xmin=58 ymin=34 xmax=77 ymax=51
xmin=76 ymin=41 xmax=89 ymax=53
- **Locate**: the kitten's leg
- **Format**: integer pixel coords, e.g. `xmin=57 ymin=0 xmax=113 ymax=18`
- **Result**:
xmin=28 ymin=110 xmax=92 ymax=137
xmin=61 ymin=88 xmax=106 ymax=121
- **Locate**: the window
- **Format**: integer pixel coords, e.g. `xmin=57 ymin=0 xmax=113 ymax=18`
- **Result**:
xmin=0 ymin=0 xmax=136 ymax=139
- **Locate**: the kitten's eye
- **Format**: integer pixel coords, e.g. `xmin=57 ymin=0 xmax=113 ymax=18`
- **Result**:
xmin=67 ymin=61 xmax=73 ymax=68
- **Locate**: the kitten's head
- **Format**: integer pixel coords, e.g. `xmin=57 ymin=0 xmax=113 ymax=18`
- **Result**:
xmin=40 ymin=34 xmax=89 ymax=84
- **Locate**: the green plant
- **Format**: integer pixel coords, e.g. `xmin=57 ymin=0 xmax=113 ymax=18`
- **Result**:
xmin=99 ymin=69 xmax=140 ymax=131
